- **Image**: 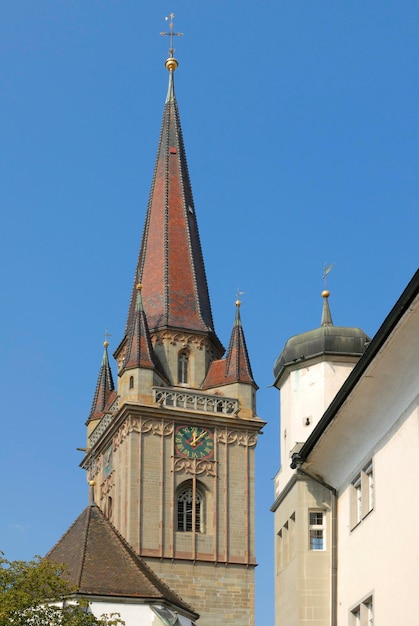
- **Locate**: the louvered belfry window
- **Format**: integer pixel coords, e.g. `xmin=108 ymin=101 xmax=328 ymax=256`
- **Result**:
xmin=178 ymin=351 xmax=189 ymax=384
xmin=177 ymin=487 xmax=202 ymax=532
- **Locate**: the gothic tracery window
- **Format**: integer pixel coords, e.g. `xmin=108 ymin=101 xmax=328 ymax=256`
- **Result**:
xmin=177 ymin=484 xmax=203 ymax=532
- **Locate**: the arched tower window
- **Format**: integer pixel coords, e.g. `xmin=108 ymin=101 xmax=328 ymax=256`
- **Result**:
xmin=178 ymin=351 xmax=189 ymax=384
xmin=129 ymin=375 xmax=134 ymax=389
xmin=177 ymin=483 xmax=203 ymax=532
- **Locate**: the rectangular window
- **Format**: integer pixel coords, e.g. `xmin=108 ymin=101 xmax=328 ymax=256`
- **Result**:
xmin=277 ymin=529 xmax=283 ymax=572
xmin=351 ymin=461 xmax=374 ymax=528
xmin=365 ymin=462 xmax=374 ymax=512
xmin=289 ymin=512 xmax=296 ymax=559
xmin=351 ymin=597 xmax=373 ymax=626
xmin=309 ymin=510 xmax=325 ymax=550
xmin=365 ymin=598 xmax=373 ymax=626
xmin=351 ymin=607 xmax=361 ymax=626
xmin=353 ymin=475 xmax=362 ymax=525
xmin=277 ymin=513 xmax=296 ymax=571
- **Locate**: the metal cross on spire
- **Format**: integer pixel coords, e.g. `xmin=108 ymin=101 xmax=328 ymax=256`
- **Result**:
xmin=160 ymin=13 xmax=183 ymax=58
xmin=104 ymin=329 xmax=112 ymax=346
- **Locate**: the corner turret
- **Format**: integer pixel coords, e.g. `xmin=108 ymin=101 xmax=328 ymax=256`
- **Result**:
xmin=202 ymin=299 xmax=258 ymax=418
xmin=273 ymin=289 xmax=370 ymax=491
xmin=86 ymin=340 xmax=117 ymax=439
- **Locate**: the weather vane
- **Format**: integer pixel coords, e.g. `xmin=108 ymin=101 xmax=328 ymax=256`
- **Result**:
xmin=236 ymin=288 xmax=245 ymax=304
xmin=322 ymin=263 xmax=335 ymax=289
xmin=160 ymin=13 xmax=183 ymax=58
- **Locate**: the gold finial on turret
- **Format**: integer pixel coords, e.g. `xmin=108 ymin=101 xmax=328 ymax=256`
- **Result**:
xmin=88 ymin=479 xmax=96 ymax=487
xmin=161 ymin=13 xmax=183 ymax=71
xmin=136 ymin=283 xmax=143 ymax=291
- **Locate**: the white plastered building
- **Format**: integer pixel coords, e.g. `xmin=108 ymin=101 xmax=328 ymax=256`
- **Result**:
xmin=272 ymin=270 xmax=419 ymax=625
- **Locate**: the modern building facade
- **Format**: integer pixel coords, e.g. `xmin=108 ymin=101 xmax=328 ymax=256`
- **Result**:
xmin=79 ymin=49 xmax=264 ymax=626
xmin=272 ymin=270 xmax=419 ymax=625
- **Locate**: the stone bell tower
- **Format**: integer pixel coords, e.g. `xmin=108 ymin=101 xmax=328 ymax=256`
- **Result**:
xmin=81 ymin=28 xmax=264 ymax=626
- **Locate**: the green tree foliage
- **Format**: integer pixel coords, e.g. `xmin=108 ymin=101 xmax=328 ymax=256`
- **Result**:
xmin=0 ymin=555 xmax=124 ymax=626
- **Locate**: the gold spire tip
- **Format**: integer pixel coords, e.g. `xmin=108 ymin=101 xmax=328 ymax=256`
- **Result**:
xmin=88 ymin=479 xmax=96 ymax=487
xmin=322 ymin=289 xmax=330 ymax=298
xmin=136 ymin=283 xmax=143 ymax=291
xmin=103 ymin=340 xmax=109 ymax=347
xmin=235 ymin=299 xmax=241 ymax=307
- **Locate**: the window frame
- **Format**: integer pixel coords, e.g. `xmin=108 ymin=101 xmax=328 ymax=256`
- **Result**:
xmin=350 ymin=596 xmax=373 ymax=626
xmin=308 ymin=510 xmax=325 ymax=551
xmin=351 ymin=460 xmax=374 ymax=529
xmin=176 ymin=481 xmax=204 ymax=533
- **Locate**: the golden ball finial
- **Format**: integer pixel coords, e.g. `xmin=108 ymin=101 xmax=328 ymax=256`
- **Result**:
xmin=136 ymin=283 xmax=143 ymax=291
xmin=165 ymin=57 xmax=178 ymax=72
xmin=235 ymin=299 xmax=241 ymax=307
xmin=322 ymin=289 xmax=330 ymax=298
xmin=88 ymin=479 xmax=96 ymax=487
xmin=103 ymin=340 xmax=109 ymax=347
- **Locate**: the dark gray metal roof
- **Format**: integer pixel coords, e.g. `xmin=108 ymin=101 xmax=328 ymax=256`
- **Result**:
xmin=273 ymin=292 xmax=370 ymax=384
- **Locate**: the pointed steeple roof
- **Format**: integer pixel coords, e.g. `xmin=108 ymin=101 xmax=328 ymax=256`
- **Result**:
xmin=224 ymin=300 xmax=256 ymax=385
xmin=121 ymin=283 xmax=158 ymax=372
xmin=202 ymin=300 xmax=257 ymax=389
xmin=88 ymin=341 xmax=116 ymax=421
xmin=45 ymin=504 xmax=198 ymax=618
xmin=126 ymin=61 xmax=222 ymax=352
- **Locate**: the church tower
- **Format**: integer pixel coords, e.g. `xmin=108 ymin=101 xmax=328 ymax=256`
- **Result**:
xmin=81 ymin=35 xmax=263 ymax=626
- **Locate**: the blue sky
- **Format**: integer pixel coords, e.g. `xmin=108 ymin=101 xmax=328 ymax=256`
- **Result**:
xmin=1 ymin=2 xmax=418 ymax=624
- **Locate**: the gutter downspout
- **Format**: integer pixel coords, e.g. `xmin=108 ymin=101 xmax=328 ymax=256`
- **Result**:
xmin=296 ymin=464 xmax=337 ymax=626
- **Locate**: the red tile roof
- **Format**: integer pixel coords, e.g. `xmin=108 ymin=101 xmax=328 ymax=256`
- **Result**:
xmin=45 ymin=504 xmax=198 ymax=618
xmin=121 ymin=285 xmax=158 ymax=372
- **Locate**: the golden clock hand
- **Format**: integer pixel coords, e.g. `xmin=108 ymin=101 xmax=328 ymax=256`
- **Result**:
xmin=195 ymin=430 xmax=207 ymax=443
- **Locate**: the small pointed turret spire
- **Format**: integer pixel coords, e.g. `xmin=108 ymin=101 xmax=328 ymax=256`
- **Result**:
xmin=321 ymin=289 xmax=333 ymax=326
xmin=121 ymin=283 xmax=158 ymax=372
xmin=88 ymin=339 xmax=115 ymax=420
xmin=202 ymin=298 xmax=257 ymax=390
xmin=224 ymin=299 xmax=256 ymax=384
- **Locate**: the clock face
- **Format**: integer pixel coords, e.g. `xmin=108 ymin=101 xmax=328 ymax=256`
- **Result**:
xmin=103 ymin=446 xmax=113 ymax=478
xmin=175 ymin=425 xmax=214 ymax=460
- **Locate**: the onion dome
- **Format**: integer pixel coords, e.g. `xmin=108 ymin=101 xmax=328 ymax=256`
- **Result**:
xmin=273 ymin=290 xmax=370 ymax=385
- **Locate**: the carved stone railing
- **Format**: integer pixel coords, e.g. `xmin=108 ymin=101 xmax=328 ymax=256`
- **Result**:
xmin=153 ymin=387 xmax=239 ymax=415
xmin=89 ymin=400 xmax=119 ymax=447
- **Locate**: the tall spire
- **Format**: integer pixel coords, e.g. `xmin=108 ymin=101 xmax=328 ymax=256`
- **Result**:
xmin=125 ymin=45 xmax=221 ymax=350
xmin=88 ymin=340 xmax=115 ymax=421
